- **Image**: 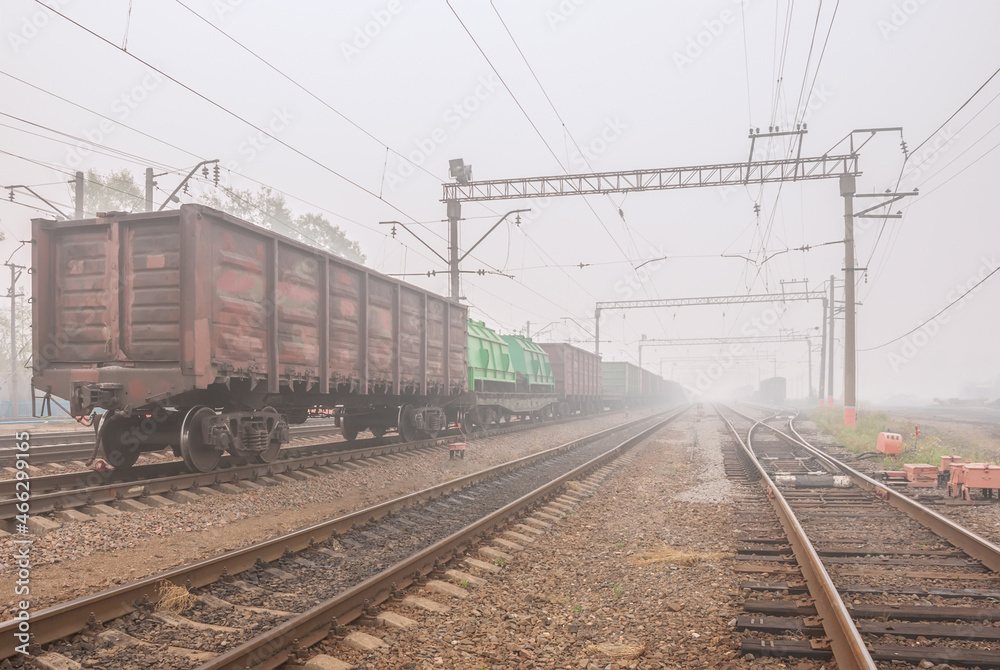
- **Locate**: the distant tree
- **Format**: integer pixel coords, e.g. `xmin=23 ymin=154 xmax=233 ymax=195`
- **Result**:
xmin=73 ymin=168 xmax=144 ymax=216
xmin=204 ymin=186 xmax=365 ymax=264
xmin=293 ymin=212 xmax=365 ymax=264
xmin=66 ymin=171 xmax=366 ymax=264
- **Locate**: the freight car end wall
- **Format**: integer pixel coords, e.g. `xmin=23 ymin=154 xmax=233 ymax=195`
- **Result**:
xmin=33 ymin=205 xmax=468 ymax=419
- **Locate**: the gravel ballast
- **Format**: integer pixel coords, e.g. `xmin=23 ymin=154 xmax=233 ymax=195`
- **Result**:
xmin=315 ymin=415 xmax=822 ymax=669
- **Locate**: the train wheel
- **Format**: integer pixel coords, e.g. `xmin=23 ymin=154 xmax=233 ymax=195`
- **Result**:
xmin=98 ymin=414 xmax=141 ymax=470
xmin=341 ymin=415 xmax=360 ymax=442
xmin=251 ymin=407 xmax=282 ymax=464
xmin=398 ymin=405 xmax=420 ymax=442
xmin=180 ymin=406 xmax=221 ymax=473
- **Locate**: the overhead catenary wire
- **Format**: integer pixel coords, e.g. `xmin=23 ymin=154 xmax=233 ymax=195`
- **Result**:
xmin=862 ymin=67 xmax=1000 ymax=298
xmin=33 ymin=0 xmax=427 ymax=226
xmin=859 ymin=265 xmax=1000 ymax=351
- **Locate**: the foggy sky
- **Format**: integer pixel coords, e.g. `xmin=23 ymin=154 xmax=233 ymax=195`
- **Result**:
xmin=2 ymin=0 xmax=998 ymax=404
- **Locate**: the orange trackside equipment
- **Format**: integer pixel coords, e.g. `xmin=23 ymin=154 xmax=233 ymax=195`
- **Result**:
xmin=940 ymin=455 xmax=963 ymax=472
xmin=903 ymin=463 xmax=938 ymax=487
xmin=948 ymin=464 xmax=969 ymax=497
xmin=876 ymin=432 xmax=903 ymax=455
xmin=961 ymin=463 xmax=997 ymax=490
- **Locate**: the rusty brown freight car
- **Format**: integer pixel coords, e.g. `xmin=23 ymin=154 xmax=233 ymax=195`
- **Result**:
xmin=538 ymin=342 xmax=601 ymax=416
xmin=32 ymin=205 xmax=467 ymax=472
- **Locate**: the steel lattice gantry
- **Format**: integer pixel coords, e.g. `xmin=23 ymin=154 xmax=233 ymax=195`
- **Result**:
xmin=441 ymin=154 xmax=859 ymax=201
xmin=594 ymin=291 xmax=824 ymax=312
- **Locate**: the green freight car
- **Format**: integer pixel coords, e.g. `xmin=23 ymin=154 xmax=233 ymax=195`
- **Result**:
xmin=467 ymin=320 xmax=516 ymax=392
xmin=501 ymin=334 xmax=555 ymax=393
xmin=463 ymin=322 xmax=557 ymax=427
xmin=601 ymin=361 xmax=642 ymax=409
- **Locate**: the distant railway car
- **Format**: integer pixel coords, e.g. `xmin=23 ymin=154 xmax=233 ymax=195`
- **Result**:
xmin=33 ymin=205 xmax=467 ymax=471
xmin=758 ymin=376 xmax=787 ymax=404
xmin=660 ymin=379 xmax=688 ymax=405
xmin=601 ymin=361 xmax=642 ymax=409
xmin=539 ymin=342 xmax=601 ymax=416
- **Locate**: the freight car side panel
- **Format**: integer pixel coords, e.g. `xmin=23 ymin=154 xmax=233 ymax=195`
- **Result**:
xmin=601 ymin=361 xmax=640 ymax=398
xmin=211 ymin=224 xmax=268 ymax=371
xmin=399 ymin=287 xmax=424 ymax=391
xmin=367 ymin=276 xmax=395 ymax=388
xmin=52 ymin=227 xmax=116 ymax=362
xmin=122 ymin=222 xmax=181 ymax=361
xmin=449 ymin=306 xmax=467 ymax=393
xmin=328 ymin=263 xmax=363 ymax=388
xmin=276 ymin=245 xmax=320 ymax=372
xmin=425 ymin=298 xmax=446 ymax=389
xmin=540 ymin=343 xmax=601 ymax=399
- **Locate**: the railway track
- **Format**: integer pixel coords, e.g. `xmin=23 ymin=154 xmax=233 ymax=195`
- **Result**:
xmin=0 ymin=411 xmax=618 ymax=527
xmin=0 ymin=420 xmax=343 ymax=468
xmin=0 ymin=406 xmax=688 ymax=668
xmin=716 ymin=403 xmax=1000 ymax=669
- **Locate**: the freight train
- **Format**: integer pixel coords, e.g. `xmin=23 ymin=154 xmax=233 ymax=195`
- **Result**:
xmin=31 ymin=206 xmax=684 ymax=473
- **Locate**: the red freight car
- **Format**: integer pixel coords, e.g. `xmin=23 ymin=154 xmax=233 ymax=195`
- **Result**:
xmin=538 ymin=342 xmax=602 ymax=416
xmin=33 ymin=205 xmax=467 ymax=471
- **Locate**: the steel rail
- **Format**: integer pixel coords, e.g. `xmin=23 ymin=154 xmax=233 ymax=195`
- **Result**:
xmin=196 ymin=406 xmax=688 ymax=670
xmin=714 ymin=404 xmax=875 ymax=670
xmin=0 ymin=406 xmax=685 ymax=660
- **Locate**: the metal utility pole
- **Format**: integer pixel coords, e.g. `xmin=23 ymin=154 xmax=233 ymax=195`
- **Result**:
xmin=841 ymin=185 xmax=917 ymax=424
xmin=5 ymin=263 xmax=23 ymax=418
xmin=827 ymin=274 xmax=835 ymax=407
xmin=818 ymin=294 xmax=828 ymax=407
xmin=447 ymin=200 xmax=461 ymax=300
xmin=841 ymin=175 xmax=857 ymax=427
xmin=381 ymin=206 xmax=528 ymax=302
xmin=74 ymin=171 xmax=84 ymax=218
xmin=145 ymin=167 xmax=154 ymax=212
xmin=807 ymin=337 xmax=813 ymax=400
xmin=158 ymin=159 xmax=219 ymax=211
